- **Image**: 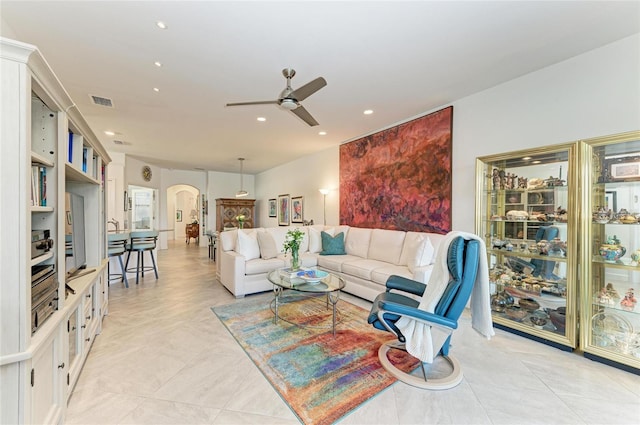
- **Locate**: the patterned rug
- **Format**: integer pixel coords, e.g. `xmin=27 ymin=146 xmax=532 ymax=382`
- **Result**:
xmin=212 ymin=293 xmax=419 ymax=425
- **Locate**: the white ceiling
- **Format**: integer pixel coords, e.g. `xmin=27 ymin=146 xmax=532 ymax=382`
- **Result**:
xmin=2 ymin=1 xmax=639 ymax=174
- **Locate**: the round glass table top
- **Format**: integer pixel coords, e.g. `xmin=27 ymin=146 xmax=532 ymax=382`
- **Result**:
xmin=267 ymin=269 xmax=345 ymax=293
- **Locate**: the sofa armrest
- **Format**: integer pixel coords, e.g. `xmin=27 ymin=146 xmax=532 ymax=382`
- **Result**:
xmin=219 ymin=250 xmax=247 ymax=296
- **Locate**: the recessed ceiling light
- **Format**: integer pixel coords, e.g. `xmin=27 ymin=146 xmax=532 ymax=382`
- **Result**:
xmin=154 ymin=61 xmax=162 ymax=67
xmin=104 ymin=130 xmax=115 ymax=136
xmin=153 ymin=87 xmax=160 ymax=92
xmin=318 ymin=131 xmax=327 ymax=136
xmin=532 ymin=160 xmax=541 ymax=164
xmin=522 ymin=156 xmax=532 ymax=160
xmin=156 ymin=21 xmax=168 ymax=29
xmin=257 ymin=117 xmax=266 ymax=122
xmin=363 ymin=109 xmax=373 ymax=115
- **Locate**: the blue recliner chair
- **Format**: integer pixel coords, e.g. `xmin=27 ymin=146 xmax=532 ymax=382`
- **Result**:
xmin=367 ymin=236 xmax=480 ymax=389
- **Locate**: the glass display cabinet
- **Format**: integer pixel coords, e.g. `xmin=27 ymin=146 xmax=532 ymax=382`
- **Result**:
xmin=476 ymin=143 xmax=579 ymax=350
xmin=580 ymin=131 xmax=640 ymax=372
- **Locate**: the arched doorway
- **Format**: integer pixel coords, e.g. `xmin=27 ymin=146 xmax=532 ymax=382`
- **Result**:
xmin=166 ymin=184 xmax=200 ymax=244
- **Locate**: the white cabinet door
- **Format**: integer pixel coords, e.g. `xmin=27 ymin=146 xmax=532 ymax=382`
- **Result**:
xmin=30 ymin=329 xmax=63 ymax=424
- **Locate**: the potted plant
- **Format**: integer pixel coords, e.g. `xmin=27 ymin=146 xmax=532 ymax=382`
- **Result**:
xmin=235 ymin=214 xmax=246 ymax=229
xmin=283 ymin=228 xmax=304 ymax=270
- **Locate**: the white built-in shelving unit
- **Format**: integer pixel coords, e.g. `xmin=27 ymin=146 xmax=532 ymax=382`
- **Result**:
xmin=1 ymin=36 xmax=111 ymax=424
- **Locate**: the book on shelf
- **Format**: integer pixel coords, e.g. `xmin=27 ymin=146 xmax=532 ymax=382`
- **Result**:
xmin=67 ymin=131 xmax=73 ymax=163
xmin=31 ymin=166 xmax=39 ymax=206
xmin=30 ymin=165 xmax=47 ymax=206
xmin=82 ymin=147 xmax=88 ymax=172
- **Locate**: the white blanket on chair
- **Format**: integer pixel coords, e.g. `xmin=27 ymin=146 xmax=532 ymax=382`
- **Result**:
xmin=395 ymin=231 xmax=494 ymax=363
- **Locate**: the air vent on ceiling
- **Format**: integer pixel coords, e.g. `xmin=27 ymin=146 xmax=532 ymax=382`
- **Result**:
xmin=90 ymin=95 xmax=113 ymax=108
xmin=113 ymin=140 xmax=129 ymax=145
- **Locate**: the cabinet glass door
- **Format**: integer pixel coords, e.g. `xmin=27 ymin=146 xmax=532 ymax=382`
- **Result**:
xmin=581 ymin=132 xmax=640 ymax=371
xmin=476 ymin=143 xmax=578 ymax=349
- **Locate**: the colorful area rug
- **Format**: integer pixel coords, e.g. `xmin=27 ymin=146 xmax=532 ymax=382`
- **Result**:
xmin=212 ymin=293 xmax=419 ymax=425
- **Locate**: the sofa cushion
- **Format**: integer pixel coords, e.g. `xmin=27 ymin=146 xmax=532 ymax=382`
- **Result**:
xmin=237 ymin=230 xmax=261 ymax=260
xmin=368 ymin=229 xmax=406 ymax=264
xmin=408 ymin=236 xmax=435 ymax=273
xmin=342 ymin=259 xmax=390 ymax=280
xmin=245 ymin=257 xmax=285 ymax=275
xmin=309 ymin=227 xmax=323 ymax=253
xmin=297 ymin=227 xmax=310 ymax=253
xmin=317 ymin=254 xmax=360 ymax=273
xmin=400 ymin=232 xmax=434 ymax=266
xmin=265 ymin=227 xmax=290 ymax=255
xmin=344 ymin=227 xmax=371 ymax=258
xmin=219 ymin=229 xmax=238 ymax=252
xmin=320 ymin=231 xmax=346 ymax=255
xmin=371 ymin=265 xmax=414 ymax=285
xmin=257 ymin=231 xmax=278 ymax=259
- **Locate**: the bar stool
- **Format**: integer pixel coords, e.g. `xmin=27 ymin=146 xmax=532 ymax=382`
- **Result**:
xmin=108 ymin=233 xmax=129 ymax=288
xmin=124 ymin=230 xmax=159 ymax=285
xmin=206 ymin=231 xmax=217 ymax=261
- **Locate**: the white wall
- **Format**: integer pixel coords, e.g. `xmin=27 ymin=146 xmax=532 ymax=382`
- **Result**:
xmin=255 ymin=147 xmax=339 ymax=227
xmin=159 ymin=168 xmax=206 ymax=248
xmin=452 ymin=33 xmax=640 ymax=232
xmin=253 ymin=34 xmax=640 ymax=233
xmin=205 ymin=170 xmax=255 ymax=231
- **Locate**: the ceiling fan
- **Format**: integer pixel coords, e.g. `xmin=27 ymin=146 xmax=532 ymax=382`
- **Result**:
xmin=226 ymin=68 xmax=327 ymax=126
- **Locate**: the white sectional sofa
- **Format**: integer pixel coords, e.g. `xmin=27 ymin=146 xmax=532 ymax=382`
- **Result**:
xmin=217 ymin=225 xmax=446 ymax=301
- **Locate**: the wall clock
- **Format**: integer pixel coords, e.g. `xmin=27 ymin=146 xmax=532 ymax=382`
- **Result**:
xmin=142 ymin=165 xmax=152 ymax=182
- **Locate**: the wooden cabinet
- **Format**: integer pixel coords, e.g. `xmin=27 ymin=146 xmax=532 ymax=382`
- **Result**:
xmin=185 ymin=223 xmax=199 ymax=243
xmin=215 ymin=198 xmax=255 ymax=232
xmin=0 ymin=37 xmax=110 ymax=424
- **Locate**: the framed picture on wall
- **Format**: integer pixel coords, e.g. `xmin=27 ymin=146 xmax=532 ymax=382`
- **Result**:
xmin=268 ymin=198 xmax=277 ymax=217
xmin=278 ymin=194 xmax=290 ymax=226
xmin=176 ymin=210 xmax=182 ymax=222
xmin=291 ymin=196 xmax=303 ymax=223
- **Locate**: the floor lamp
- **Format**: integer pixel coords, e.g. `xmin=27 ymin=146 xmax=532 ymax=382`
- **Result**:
xmin=319 ymin=189 xmax=329 ymax=225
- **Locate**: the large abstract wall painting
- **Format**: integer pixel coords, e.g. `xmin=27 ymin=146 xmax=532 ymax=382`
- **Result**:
xmin=339 ymin=106 xmax=452 ymax=234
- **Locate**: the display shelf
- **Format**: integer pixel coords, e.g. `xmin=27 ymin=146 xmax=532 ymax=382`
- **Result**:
xmin=580 ymin=131 xmax=640 ymax=373
xmin=31 ymin=206 xmax=54 ymax=213
xmin=30 ymin=251 xmax=54 ymax=267
xmin=477 ymin=142 xmax=578 ymax=350
xmin=31 ymin=152 xmax=54 ymax=167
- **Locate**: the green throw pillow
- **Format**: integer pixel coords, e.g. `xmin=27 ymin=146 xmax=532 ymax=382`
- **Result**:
xmin=320 ymin=231 xmax=346 ymax=255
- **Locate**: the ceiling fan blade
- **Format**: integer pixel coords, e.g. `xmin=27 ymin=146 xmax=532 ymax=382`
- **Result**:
xmin=290 ymin=77 xmax=327 ymax=101
xmin=291 ymin=105 xmax=319 ymax=126
xmin=226 ymin=100 xmax=279 ymax=107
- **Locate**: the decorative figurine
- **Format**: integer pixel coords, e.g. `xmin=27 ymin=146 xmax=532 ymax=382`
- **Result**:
xmin=606 ymin=283 xmax=621 ymax=300
xmin=518 ymin=176 xmax=528 ymax=189
xmin=620 ymin=288 xmax=637 ymax=311
xmin=599 ymin=235 xmax=626 ymax=262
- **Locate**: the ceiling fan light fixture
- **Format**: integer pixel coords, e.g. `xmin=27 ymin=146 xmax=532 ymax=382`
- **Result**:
xmin=280 ymin=99 xmax=298 ymax=110
xmin=235 ymin=157 xmax=248 ymax=198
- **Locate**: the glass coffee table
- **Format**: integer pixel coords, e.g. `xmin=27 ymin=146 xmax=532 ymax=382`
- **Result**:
xmin=267 ymin=269 xmax=346 ymax=336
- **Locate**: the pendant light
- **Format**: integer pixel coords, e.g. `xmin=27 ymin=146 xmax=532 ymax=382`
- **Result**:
xmin=235 ymin=157 xmax=248 ymax=198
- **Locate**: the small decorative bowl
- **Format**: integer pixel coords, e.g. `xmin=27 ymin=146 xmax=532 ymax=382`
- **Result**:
xmin=296 ymin=269 xmax=328 ymax=283
xmin=518 ymin=298 xmax=540 ymax=312
xmin=505 ymin=306 xmax=527 ymax=321
xmin=530 ymin=316 xmax=547 ymax=329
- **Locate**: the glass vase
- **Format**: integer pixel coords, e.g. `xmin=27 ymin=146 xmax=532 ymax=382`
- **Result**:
xmin=291 ymin=249 xmax=300 ymax=271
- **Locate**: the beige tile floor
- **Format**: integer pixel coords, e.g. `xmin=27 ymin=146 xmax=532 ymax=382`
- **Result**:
xmin=66 ymin=240 xmax=640 ymax=424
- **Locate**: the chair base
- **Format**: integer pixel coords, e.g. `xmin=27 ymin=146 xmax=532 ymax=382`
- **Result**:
xmin=378 ymin=341 xmax=463 ymax=390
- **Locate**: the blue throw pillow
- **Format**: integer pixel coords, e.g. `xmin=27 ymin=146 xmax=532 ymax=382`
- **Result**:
xmin=320 ymin=231 xmax=346 ymax=255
